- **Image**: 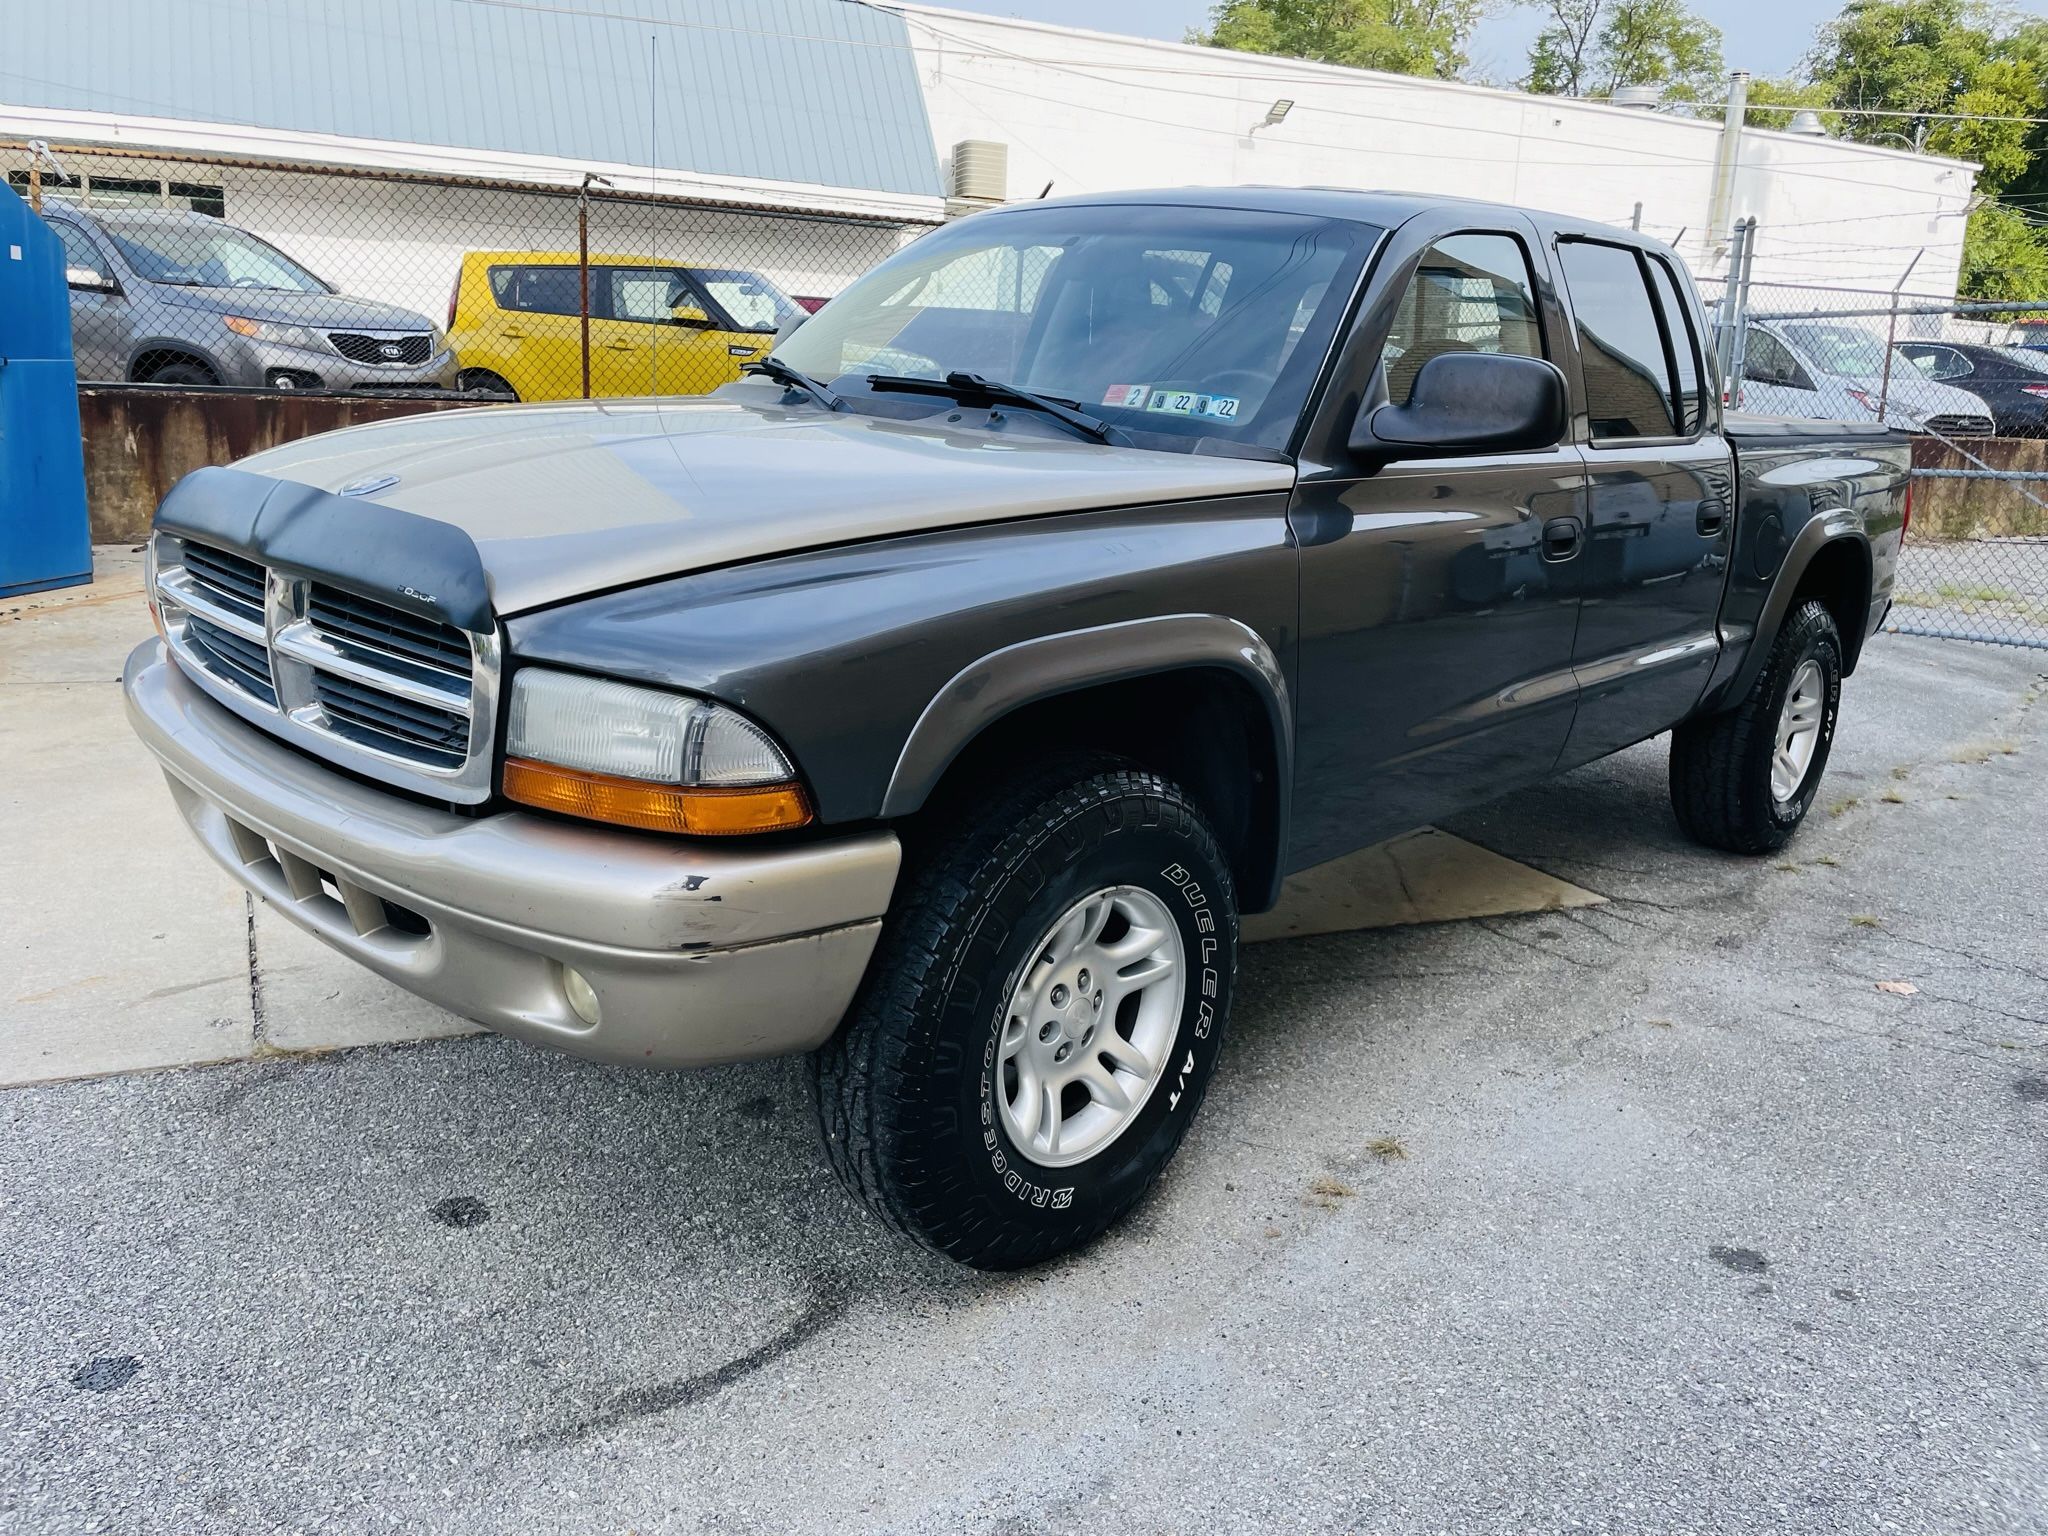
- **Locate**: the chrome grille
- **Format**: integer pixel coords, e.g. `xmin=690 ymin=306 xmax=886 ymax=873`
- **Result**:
xmin=327 ymin=331 xmax=434 ymax=366
xmin=308 ymin=583 xmax=470 ymax=675
xmin=185 ymin=613 xmax=278 ymax=705
xmin=150 ymin=535 xmax=500 ymax=803
xmin=1923 ymin=413 xmax=1993 ymax=437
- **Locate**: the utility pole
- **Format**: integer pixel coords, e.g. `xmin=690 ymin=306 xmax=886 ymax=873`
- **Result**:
xmin=1706 ymin=72 xmax=1750 ymax=272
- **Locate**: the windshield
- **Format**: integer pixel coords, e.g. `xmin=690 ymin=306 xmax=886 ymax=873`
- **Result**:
xmin=773 ymin=203 xmax=1378 ymax=451
xmin=98 ymin=216 xmax=328 ymax=293
xmin=694 ymin=268 xmax=804 ymax=332
xmin=1782 ymin=322 xmax=1890 ymax=378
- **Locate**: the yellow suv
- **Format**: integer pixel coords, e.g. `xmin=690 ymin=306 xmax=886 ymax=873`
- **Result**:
xmin=446 ymin=252 xmax=805 ymax=401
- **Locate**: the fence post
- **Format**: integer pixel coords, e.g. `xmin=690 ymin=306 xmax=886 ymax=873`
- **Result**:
xmin=1714 ymin=218 xmax=1752 ymax=391
xmin=577 ymin=176 xmax=593 ymax=401
xmin=1726 ymin=217 xmax=1757 ymax=408
xmin=1877 ymin=248 xmax=1924 ymax=420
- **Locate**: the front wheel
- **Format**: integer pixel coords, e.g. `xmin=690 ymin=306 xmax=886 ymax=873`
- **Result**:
xmin=810 ymin=757 xmax=1238 ymax=1269
xmin=1670 ymin=597 xmax=1843 ymax=854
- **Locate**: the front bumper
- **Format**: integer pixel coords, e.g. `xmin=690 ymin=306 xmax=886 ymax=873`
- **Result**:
xmin=123 ymin=642 xmax=899 ymax=1068
xmin=230 ymin=335 xmax=459 ymax=391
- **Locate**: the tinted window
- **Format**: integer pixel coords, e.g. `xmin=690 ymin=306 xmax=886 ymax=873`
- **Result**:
xmin=1744 ymin=328 xmax=1805 ymax=388
xmin=1558 ymin=241 xmax=1676 ymax=439
xmin=1381 ymin=232 xmax=1543 ymax=405
xmin=491 ymin=265 xmax=584 ymax=317
xmin=1646 ymin=257 xmax=1705 ymax=433
xmin=1904 ymin=344 xmax=1969 ymax=380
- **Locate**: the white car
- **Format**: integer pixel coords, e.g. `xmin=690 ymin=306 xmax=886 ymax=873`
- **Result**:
xmin=1733 ymin=318 xmax=1994 ymax=436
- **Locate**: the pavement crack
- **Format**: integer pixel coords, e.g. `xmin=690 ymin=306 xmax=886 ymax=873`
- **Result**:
xmin=243 ymin=892 xmax=270 ymax=1050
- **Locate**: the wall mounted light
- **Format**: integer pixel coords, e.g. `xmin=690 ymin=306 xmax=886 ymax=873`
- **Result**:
xmin=1251 ymin=99 xmax=1294 ymax=134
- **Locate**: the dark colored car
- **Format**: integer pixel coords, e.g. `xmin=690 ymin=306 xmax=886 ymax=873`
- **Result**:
xmin=124 ymin=189 xmax=1907 ymax=1268
xmin=1896 ymin=339 xmax=2048 ymax=436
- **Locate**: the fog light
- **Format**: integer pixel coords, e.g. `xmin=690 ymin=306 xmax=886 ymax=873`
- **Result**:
xmin=562 ymin=966 xmax=601 ymax=1027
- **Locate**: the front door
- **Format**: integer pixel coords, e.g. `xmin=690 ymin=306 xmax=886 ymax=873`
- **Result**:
xmin=1290 ymin=224 xmax=1587 ymax=869
xmin=49 ymin=219 xmax=126 ymax=381
xmin=1551 ymin=240 xmax=1733 ymax=767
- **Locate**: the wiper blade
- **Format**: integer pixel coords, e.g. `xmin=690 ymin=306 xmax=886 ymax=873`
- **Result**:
xmin=867 ymin=370 xmax=1119 ymax=444
xmin=743 ymin=356 xmax=843 ymax=411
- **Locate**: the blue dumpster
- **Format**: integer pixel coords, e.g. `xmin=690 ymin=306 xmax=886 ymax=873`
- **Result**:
xmin=0 ymin=183 xmax=92 ymax=598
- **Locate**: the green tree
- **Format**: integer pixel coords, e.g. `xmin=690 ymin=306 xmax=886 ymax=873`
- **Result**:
xmin=1193 ymin=0 xmax=1489 ymax=80
xmin=1806 ymin=0 xmax=2048 ymax=298
xmin=1525 ymin=0 xmax=1723 ymax=100
xmin=1743 ymin=75 xmax=1835 ymax=131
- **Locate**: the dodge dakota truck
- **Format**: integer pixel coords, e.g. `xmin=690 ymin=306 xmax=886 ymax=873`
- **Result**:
xmin=124 ymin=190 xmax=1906 ymax=1269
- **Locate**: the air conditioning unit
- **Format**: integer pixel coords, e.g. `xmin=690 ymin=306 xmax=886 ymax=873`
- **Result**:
xmin=948 ymin=140 xmax=1009 ymax=216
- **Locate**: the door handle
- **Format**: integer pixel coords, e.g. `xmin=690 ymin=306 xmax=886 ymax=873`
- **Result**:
xmin=500 ymin=328 xmax=528 ymax=339
xmin=1541 ymin=516 xmax=1583 ymax=562
xmin=603 ymin=341 xmax=635 ymax=351
xmin=1696 ymin=497 xmax=1727 ymax=536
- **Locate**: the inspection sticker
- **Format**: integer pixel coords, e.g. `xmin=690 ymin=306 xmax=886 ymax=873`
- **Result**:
xmin=1102 ymin=384 xmax=1150 ymax=408
xmin=1145 ymin=390 xmax=1240 ymax=420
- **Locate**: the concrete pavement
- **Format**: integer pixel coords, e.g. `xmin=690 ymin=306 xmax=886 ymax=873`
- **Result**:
xmin=0 ymin=561 xmax=2042 ymax=1535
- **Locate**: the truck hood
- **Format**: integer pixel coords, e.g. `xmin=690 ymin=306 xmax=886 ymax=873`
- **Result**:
xmin=235 ymin=393 xmax=1294 ymax=614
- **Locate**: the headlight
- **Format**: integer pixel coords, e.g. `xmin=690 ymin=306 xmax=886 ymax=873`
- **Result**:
xmin=501 ymin=668 xmax=811 ymax=835
xmin=223 ymin=316 xmax=324 ymax=349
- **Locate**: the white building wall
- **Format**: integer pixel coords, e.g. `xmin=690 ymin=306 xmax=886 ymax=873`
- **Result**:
xmin=892 ymin=4 xmax=1978 ymax=298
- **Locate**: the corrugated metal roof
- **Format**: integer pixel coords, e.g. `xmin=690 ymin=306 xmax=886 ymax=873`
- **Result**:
xmin=3 ymin=0 xmax=941 ymax=198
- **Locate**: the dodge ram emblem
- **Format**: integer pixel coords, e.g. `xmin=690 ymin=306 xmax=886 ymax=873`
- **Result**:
xmin=338 ymin=473 xmax=400 ymax=498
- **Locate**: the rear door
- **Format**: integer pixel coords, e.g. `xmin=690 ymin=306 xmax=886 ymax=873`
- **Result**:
xmin=1290 ymin=216 xmax=1588 ymax=867
xmin=1553 ymin=238 xmax=1733 ymax=768
xmin=486 ymin=263 xmax=587 ymax=400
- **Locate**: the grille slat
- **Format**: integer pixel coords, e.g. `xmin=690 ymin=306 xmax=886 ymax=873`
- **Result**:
xmin=1923 ymin=414 xmax=1993 ymax=436
xmin=327 ymin=332 xmax=434 ymax=366
xmin=182 ymin=544 xmax=267 ymax=624
xmin=187 ymin=614 xmax=278 ymax=705
xmin=308 ymin=584 xmax=471 ymax=677
xmin=312 ymin=674 xmax=469 ymax=766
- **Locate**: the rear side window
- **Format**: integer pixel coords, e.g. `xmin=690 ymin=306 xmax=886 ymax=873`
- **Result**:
xmin=1381 ymin=232 xmax=1544 ymax=405
xmin=490 ymin=265 xmax=583 ymax=317
xmin=1744 ymin=328 xmax=1806 ymax=388
xmin=1645 ymin=257 xmax=1706 ymax=434
xmin=1557 ymin=240 xmax=1678 ymax=440
xmin=51 ymin=221 xmax=109 ymax=277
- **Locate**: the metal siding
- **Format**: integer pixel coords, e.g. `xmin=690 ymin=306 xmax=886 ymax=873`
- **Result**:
xmin=4 ymin=0 xmax=941 ymax=198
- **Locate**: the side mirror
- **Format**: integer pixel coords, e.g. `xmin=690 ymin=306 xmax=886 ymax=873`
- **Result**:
xmin=1352 ymin=352 xmax=1568 ymax=459
xmin=671 ymin=303 xmax=712 ymax=328
xmin=66 ymin=264 xmax=115 ymax=293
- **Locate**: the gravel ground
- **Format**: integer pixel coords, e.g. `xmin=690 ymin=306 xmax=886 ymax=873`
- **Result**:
xmin=2 ymin=635 xmax=2043 ymax=1536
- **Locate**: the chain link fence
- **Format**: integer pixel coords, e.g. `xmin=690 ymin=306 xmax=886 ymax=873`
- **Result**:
xmin=5 ymin=140 xmax=925 ymax=403
xmin=1701 ymin=258 xmax=2048 ymax=650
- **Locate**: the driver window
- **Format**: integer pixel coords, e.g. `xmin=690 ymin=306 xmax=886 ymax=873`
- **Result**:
xmin=1381 ymin=232 xmax=1543 ymax=405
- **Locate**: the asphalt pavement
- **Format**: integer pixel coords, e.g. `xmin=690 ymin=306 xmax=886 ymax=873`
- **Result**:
xmin=2 ymin=633 xmax=2043 ymax=1536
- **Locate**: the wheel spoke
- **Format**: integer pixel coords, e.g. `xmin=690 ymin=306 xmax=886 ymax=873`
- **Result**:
xmin=1098 ymin=1031 xmax=1152 ymax=1078
xmin=1113 ymin=950 xmax=1177 ymax=993
xmin=1010 ymin=1060 xmax=1045 ymax=1142
xmin=1047 ymin=896 xmax=1112 ymax=964
xmin=1038 ymin=1080 xmax=1065 ymax=1157
xmin=998 ymin=1013 xmax=1028 ymax=1064
xmin=1081 ymin=1062 xmax=1131 ymax=1114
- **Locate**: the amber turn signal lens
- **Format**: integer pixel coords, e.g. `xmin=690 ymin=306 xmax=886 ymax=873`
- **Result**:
xmin=502 ymin=758 xmax=812 ymax=835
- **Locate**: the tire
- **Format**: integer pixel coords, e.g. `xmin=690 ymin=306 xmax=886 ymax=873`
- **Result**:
xmin=457 ymin=369 xmax=518 ymax=400
xmin=1671 ymin=598 xmax=1843 ymax=854
xmin=145 ymin=361 xmax=215 ymax=387
xmin=810 ymin=755 xmax=1239 ymax=1269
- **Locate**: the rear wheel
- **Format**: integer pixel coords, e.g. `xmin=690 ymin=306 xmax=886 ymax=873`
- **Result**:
xmin=810 ymin=756 xmax=1238 ymax=1269
xmin=1670 ymin=598 xmax=1843 ymax=854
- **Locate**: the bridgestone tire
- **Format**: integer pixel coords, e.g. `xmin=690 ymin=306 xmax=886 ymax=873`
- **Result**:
xmin=809 ymin=756 xmax=1239 ymax=1270
xmin=1670 ymin=598 xmax=1843 ymax=855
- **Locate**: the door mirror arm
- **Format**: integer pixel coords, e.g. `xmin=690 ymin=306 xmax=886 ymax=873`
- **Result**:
xmin=1350 ymin=352 xmax=1570 ymax=462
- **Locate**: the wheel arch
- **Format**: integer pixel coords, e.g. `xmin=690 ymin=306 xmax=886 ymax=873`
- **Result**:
xmin=127 ymin=341 xmax=226 ymax=384
xmin=881 ymin=615 xmax=1293 ymax=913
xmin=1716 ymin=519 xmax=1873 ymax=707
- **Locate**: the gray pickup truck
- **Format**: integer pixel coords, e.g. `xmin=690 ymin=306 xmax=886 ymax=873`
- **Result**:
xmin=124 ymin=190 xmax=1906 ymax=1268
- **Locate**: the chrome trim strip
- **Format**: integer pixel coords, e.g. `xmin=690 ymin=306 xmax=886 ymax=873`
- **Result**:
xmin=275 ymin=621 xmax=473 ymax=715
xmin=157 ymin=567 xmax=267 ymax=643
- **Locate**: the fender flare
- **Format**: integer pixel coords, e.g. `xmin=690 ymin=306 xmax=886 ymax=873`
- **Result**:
xmin=126 ymin=337 xmax=228 ymax=383
xmin=1717 ymin=511 xmax=1871 ymax=707
xmin=879 ymin=613 xmax=1293 ymax=866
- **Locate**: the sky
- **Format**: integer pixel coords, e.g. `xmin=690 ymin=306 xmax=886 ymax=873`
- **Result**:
xmin=924 ymin=0 xmax=2048 ymax=86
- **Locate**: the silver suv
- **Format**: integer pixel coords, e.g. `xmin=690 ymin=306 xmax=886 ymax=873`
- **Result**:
xmin=43 ymin=200 xmax=457 ymax=391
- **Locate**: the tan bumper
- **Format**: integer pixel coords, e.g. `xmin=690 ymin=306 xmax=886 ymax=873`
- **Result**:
xmin=122 ymin=641 xmax=899 ymax=1068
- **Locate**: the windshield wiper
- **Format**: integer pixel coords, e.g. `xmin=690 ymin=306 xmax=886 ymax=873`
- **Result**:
xmin=867 ymin=370 xmax=1120 ymax=444
xmin=743 ymin=356 xmax=843 ymax=411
